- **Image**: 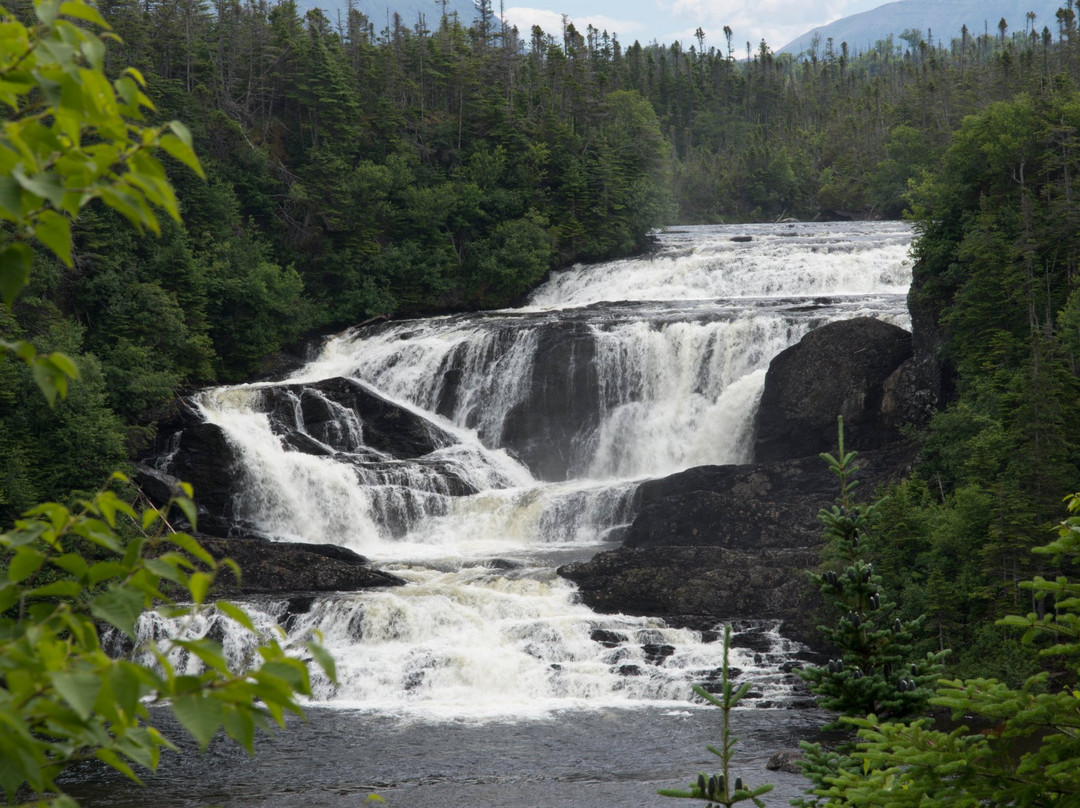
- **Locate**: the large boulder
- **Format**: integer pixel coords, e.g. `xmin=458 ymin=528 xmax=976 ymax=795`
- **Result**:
xmin=136 ymin=401 xmax=246 ymax=537
xmin=754 ymin=317 xmax=913 ymax=463
xmin=560 ymin=545 xmax=822 ymax=644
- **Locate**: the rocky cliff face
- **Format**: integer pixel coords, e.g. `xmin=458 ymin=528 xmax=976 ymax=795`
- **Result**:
xmin=560 ymin=317 xmax=928 ymax=650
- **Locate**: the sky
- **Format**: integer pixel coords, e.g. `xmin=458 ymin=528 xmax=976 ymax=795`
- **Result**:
xmin=501 ymin=0 xmax=886 ymax=53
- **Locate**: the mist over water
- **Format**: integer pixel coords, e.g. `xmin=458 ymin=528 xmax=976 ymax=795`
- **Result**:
xmin=75 ymin=222 xmax=912 ymax=807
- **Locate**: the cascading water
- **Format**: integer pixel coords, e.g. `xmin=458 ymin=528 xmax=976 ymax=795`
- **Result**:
xmin=80 ymin=222 xmax=913 ymax=807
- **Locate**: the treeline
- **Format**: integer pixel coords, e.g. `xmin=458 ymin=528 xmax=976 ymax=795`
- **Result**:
xmin=629 ymin=3 xmax=1080 ymax=220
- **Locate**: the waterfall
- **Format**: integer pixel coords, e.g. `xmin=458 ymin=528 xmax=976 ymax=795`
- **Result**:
xmin=150 ymin=221 xmax=912 ymax=719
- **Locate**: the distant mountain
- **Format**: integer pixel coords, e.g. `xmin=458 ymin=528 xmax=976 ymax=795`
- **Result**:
xmin=779 ymin=0 xmax=1067 ymax=56
xmin=294 ymin=0 xmax=478 ymax=33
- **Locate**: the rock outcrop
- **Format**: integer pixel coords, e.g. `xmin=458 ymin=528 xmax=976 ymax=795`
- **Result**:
xmin=559 ymin=443 xmax=919 ymax=647
xmin=137 ymin=376 xmax=473 ymax=538
xmin=754 ymin=317 xmax=913 ymax=463
xmin=260 ymin=376 xmax=457 ymax=460
xmin=193 ymin=536 xmax=406 ymax=594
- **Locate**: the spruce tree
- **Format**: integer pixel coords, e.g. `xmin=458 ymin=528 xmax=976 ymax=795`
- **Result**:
xmin=795 ymin=418 xmax=947 ymax=807
xmin=660 ymin=625 xmax=773 ymax=808
xmin=799 ymin=418 xmax=946 ymax=726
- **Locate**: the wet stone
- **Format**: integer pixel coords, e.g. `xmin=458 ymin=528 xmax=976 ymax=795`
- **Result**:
xmin=590 ymin=629 xmax=626 ymax=648
xmin=642 ymin=643 xmax=676 ymax=665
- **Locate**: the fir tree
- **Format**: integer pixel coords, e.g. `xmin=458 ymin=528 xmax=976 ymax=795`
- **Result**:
xmin=795 ymin=417 xmax=947 ymax=808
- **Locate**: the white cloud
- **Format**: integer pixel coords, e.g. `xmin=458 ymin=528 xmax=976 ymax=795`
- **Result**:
xmin=503 ymin=6 xmax=646 ymax=38
xmin=659 ymin=0 xmax=866 ymax=51
xmin=501 ymin=0 xmax=881 ymax=52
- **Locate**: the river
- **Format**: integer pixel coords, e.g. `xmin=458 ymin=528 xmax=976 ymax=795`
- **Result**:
xmin=67 ymin=220 xmax=912 ymax=807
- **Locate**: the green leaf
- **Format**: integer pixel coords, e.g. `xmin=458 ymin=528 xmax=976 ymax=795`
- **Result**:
xmin=0 ymin=243 xmax=32 ymax=307
xmin=174 ymin=497 xmax=199 ymax=532
xmin=50 ymin=671 xmax=101 ymax=720
xmin=222 ymin=705 xmax=256 ymax=755
xmin=260 ymin=659 xmax=310 ymax=693
xmin=9 ymin=546 xmax=46 ymax=583
xmin=87 ymin=561 xmax=127 ymax=586
xmin=215 ymin=601 xmax=256 ymax=632
xmin=141 ymin=507 xmax=162 ymax=531
xmin=31 ymin=355 xmax=65 ymax=405
xmin=106 ymin=662 xmax=144 ymax=718
xmin=53 ymin=552 xmax=89 ymax=579
xmin=34 ymin=0 xmax=63 ymax=24
xmin=95 ymin=748 xmax=141 ymax=783
xmin=307 ymin=641 xmax=337 ymax=684
xmin=13 ymin=170 xmax=66 ymax=209
xmin=188 ymin=571 xmax=211 ymax=605
xmin=171 ymin=694 xmax=223 ymax=751
xmin=59 ymin=0 xmax=110 ymax=28
xmin=99 ymin=185 xmax=159 ymax=234
xmin=114 ymin=726 xmax=163 ymax=773
xmin=160 ymin=131 xmax=206 ymax=180
xmin=35 ymin=209 xmax=73 ymax=266
xmin=167 ymin=531 xmax=214 ymax=566
xmin=0 ymin=175 xmax=23 ymax=219
xmin=26 ymin=580 xmax=81 ymax=598
xmin=91 ymin=584 xmax=146 ymax=639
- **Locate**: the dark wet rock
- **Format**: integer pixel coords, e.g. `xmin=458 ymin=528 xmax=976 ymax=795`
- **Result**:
xmin=560 ymin=545 xmax=823 ymax=647
xmin=766 ymin=749 xmax=805 ymax=774
xmin=730 ymin=235 xmax=753 ymax=243
xmin=814 ymin=209 xmax=854 ymax=222
xmin=625 ymin=443 xmax=918 ymax=553
xmin=754 ymin=317 xmax=914 ymax=463
xmin=499 ymin=322 xmax=600 ymax=481
xmin=134 ymin=402 xmax=247 ymax=537
xmin=191 ymin=535 xmax=406 ymax=595
xmin=280 ymin=431 xmax=336 ymax=457
xmin=642 ymin=643 xmax=676 ymax=665
xmin=730 ymin=630 xmax=774 ymax=654
xmin=259 ymin=376 xmax=456 ymax=460
xmin=558 ymin=446 xmax=916 ymax=651
xmin=483 ymin=558 xmax=524 ymax=571
xmin=590 ymin=629 xmax=625 ymax=648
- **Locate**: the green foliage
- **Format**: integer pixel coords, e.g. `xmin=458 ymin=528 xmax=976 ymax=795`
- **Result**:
xmin=0 ymin=477 xmax=334 ymax=806
xmin=660 ymin=625 xmax=773 ymax=808
xmin=0 ymin=9 xmax=334 ymax=806
xmin=799 ymin=418 xmax=946 ymax=728
xmin=0 ymin=0 xmax=201 ymax=403
xmin=794 ymin=419 xmax=946 ymax=808
xmin=810 ymin=493 xmax=1080 ymax=806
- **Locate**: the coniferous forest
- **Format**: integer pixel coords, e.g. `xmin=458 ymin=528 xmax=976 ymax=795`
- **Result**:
xmin=7 ymin=0 xmax=1080 ymax=776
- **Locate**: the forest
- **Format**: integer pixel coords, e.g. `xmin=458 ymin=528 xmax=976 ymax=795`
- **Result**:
xmin=6 ymin=0 xmax=1080 ymax=802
